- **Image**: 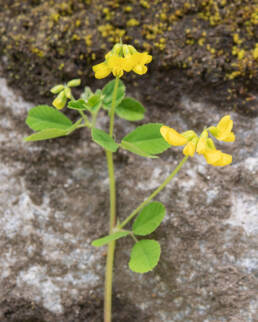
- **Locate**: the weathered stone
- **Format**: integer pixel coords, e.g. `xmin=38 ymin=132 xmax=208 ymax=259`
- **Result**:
xmin=0 ymin=77 xmax=257 ymax=321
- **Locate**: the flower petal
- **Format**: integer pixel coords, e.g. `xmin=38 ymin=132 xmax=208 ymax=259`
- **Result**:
xmin=214 ymin=152 xmax=232 ymax=166
xmin=203 ymin=150 xmax=222 ymax=165
xmin=183 ymin=141 xmax=196 ymax=157
xmin=217 ymin=115 xmax=233 ymax=133
xmin=160 ymin=126 xmax=188 ymax=146
xmin=204 ymin=150 xmax=232 ymax=166
xmin=133 ymin=64 xmax=148 ymax=75
xmin=196 ymin=137 xmax=207 ymax=154
xmin=123 ymin=56 xmax=135 ymax=72
xmin=222 ymin=132 xmax=235 ymax=142
xmin=93 ymin=62 xmax=111 ymax=79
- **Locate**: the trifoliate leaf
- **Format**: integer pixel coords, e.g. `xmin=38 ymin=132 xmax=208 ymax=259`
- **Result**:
xmin=92 ymin=128 xmax=119 ymax=152
xmin=92 ymin=231 xmax=130 ymax=247
xmin=26 ymin=105 xmax=72 ymax=131
xmin=116 ymin=97 xmax=145 ymax=121
xmin=121 ymin=123 xmax=170 ymax=157
xmin=68 ymin=99 xmax=89 ymax=110
xmin=129 ymin=240 xmax=161 ymax=273
xmin=102 ymin=79 xmax=125 ymax=110
xmin=133 ymin=202 xmax=166 ymax=236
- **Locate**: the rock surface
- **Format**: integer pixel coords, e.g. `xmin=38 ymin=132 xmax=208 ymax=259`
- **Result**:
xmin=0 ymin=0 xmax=257 ymax=113
xmin=0 ymin=76 xmax=257 ymax=321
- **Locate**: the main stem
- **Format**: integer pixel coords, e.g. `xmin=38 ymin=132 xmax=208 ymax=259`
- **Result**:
xmin=119 ymin=155 xmax=189 ymax=229
xmin=104 ymin=76 xmax=119 ymax=322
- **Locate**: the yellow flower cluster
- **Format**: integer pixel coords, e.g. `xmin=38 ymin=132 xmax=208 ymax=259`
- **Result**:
xmin=161 ymin=115 xmax=235 ymax=167
xmin=92 ymin=43 xmax=152 ymax=79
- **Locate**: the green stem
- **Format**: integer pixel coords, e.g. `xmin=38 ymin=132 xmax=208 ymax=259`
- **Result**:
xmin=70 ymin=92 xmax=91 ymax=128
xmin=104 ymin=76 xmax=119 ymax=322
xmin=109 ymin=77 xmax=119 ymax=137
xmin=119 ymin=155 xmax=189 ymax=229
xmin=106 ymin=151 xmax=116 ymax=231
xmin=92 ymin=111 xmax=99 ymax=129
xmin=79 ymin=110 xmax=91 ymax=127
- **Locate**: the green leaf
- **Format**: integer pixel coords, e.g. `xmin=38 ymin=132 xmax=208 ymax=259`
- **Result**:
xmin=68 ymin=99 xmax=88 ymax=110
xmin=121 ymin=123 xmax=170 ymax=157
xmin=24 ymin=128 xmax=68 ymax=142
xmin=87 ymin=94 xmax=102 ymax=112
xmin=92 ymin=231 xmax=130 ymax=247
xmin=120 ymin=141 xmax=157 ymax=158
xmin=91 ymin=128 xmax=119 ymax=152
xmin=102 ymin=79 xmax=125 ymax=110
xmin=26 ymin=105 xmax=72 ymax=131
xmin=133 ymin=202 xmax=166 ymax=236
xmin=25 ymin=118 xmax=82 ymax=142
xmin=116 ymin=97 xmax=145 ymax=121
xmin=129 ymin=240 xmax=161 ymax=273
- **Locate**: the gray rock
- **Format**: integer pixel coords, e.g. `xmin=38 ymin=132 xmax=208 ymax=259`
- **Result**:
xmin=0 ymin=78 xmax=257 ymax=321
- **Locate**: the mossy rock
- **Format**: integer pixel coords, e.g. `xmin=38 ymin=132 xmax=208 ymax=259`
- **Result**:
xmin=0 ymin=0 xmax=257 ymax=114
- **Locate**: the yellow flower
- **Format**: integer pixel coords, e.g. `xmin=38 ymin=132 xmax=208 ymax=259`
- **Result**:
xmin=204 ymin=150 xmax=232 ymax=166
xmin=183 ymin=138 xmax=198 ymax=157
xmin=132 ymin=52 xmax=152 ymax=75
xmin=107 ymin=55 xmax=124 ymax=77
xmin=92 ymin=43 xmax=152 ymax=79
xmin=160 ymin=126 xmax=188 ymax=146
xmin=208 ymin=115 xmax=235 ymax=142
xmin=196 ymin=130 xmax=208 ymax=154
xmin=160 ymin=115 xmax=235 ymax=167
xmin=92 ymin=62 xmax=112 ymax=79
xmin=160 ymin=126 xmax=198 ymax=157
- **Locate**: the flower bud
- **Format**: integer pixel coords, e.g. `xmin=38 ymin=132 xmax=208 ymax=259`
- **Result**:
xmin=64 ymin=87 xmax=72 ymax=99
xmin=67 ymin=79 xmax=81 ymax=87
xmin=50 ymin=84 xmax=64 ymax=94
xmin=52 ymin=90 xmax=67 ymax=110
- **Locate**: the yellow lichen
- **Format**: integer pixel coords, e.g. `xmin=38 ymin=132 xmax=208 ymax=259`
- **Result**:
xmin=85 ymin=35 xmax=92 ymax=47
xmin=126 ymin=19 xmax=140 ymax=27
xmin=31 ymin=47 xmax=45 ymax=58
xmin=72 ymin=34 xmax=80 ymax=41
xmin=140 ymin=0 xmax=150 ymax=9
xmin=98 ymin=24 xmax=125 ymax=43
xmin=124 ymin=6 xmax=132 ymax=13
